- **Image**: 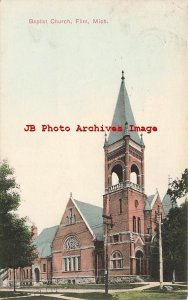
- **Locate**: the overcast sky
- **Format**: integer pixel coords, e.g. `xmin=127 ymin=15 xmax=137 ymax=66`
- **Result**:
xmin=1 ymin=0 xmax=188 ymax=233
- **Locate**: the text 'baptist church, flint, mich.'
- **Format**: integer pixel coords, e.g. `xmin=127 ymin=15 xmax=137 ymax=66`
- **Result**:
xmin=6 ymin=72 xmax=173 ymax=286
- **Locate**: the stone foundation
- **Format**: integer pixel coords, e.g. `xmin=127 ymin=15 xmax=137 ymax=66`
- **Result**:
xmin=8 ymin=280 xmax=33 ymax=287
xmin=52 ymin=276 xmax=96 ymax=285
xmin=109 ymin=275 xmax=150 ymax=283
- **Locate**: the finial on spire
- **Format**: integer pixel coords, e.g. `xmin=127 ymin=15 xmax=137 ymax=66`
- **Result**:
xmin=121 ymin=70 xmax=125 ymax=81
xmin=70 ymin=192 xmax=72 ymax=199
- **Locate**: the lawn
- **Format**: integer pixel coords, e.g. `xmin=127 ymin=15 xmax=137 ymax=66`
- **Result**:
xmin=0 ymin=290 xmax=187 ymax=300
xmin=1 ymin=295 xmax=65 ymax=300
xmin=0 ymin=291 xmax=28 ymax=298
xmin=146 ymin=284 xmax=188 ymax=291
xmin=62 ymin=291 xmax=188 ymax=300
xmin=0 ymin=291 xmax=65 ymax=299
xmin=114 ymin=291 xmax=187 ymax=300
xmin=30 ymin=283 xmax=147 ymax=290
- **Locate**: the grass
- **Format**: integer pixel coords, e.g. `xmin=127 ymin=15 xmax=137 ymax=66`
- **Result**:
xmin=62 ymin=291 xmax=188 ymax=300
xmin=3 ymin=297 xmax=66 ymax=300
xmin=0 ymin=291 xmax=28 ymax=298
xmin=146 ymin=284 xmax=188 ymax=291
xmin=0 ymin=290 xmax=187 ymax=300
xmin=0 ymin=291 xmax=65 ymax=299
xmin=20 ymin=283 xmax=147 ymax=290
xmin=114 ymin=291 xmax=188 ymax=300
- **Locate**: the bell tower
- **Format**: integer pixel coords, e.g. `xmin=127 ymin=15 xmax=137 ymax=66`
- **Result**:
xmin=103 ymin=71 xmax=148 ymax=279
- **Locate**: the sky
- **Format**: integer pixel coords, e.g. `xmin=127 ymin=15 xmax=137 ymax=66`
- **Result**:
xmin=1 ymin=0 xmax=188 ymax=233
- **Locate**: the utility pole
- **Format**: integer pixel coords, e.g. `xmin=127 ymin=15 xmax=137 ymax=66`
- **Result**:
xmin=158 ymin=210 xmax=163 ymax=290
xmin=102 ymin=214 xmax=113 ymax=296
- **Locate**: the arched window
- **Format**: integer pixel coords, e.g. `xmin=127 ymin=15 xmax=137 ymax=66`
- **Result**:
xmin=130 ymin=164 xmax=140 ymax=184
xmin=137 ymin=217 xmax=141 ymax=233
xmin=34 ymin=268 xmax=40 ymax=283
xmin=111 ymin=251 xmax=123 ymax=269
xmin=135 ymin=250 xmax=144 ymax=275
xmin=64 ymin=235 xmax=79 ymax=250
xmin=111 ymin=164 xmax=123 ymax=185
xmin=133 ymin=216 xmax=136 ymax=232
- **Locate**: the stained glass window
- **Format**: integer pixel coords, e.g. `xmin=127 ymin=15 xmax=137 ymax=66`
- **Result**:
xmin=64 ymin=236 xmax=79 ymax=250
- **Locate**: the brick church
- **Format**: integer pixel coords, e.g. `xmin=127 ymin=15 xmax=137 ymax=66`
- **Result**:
xmin=5 ymin=72 xmax=168 ymax=286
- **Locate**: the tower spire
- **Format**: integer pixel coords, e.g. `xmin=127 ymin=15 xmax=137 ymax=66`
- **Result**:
xmin=108 ymin=71 xmax=141 ymax=145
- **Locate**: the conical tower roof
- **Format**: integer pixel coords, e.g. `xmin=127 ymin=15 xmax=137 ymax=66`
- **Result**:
xmin=108 ymin=71 xmax=141 ymax=146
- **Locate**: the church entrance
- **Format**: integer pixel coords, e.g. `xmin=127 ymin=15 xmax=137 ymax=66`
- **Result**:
xmin=34 ymin=268 xmax=40 ymax=283
xmin=135 ymin=251 xmax=144 ymax=275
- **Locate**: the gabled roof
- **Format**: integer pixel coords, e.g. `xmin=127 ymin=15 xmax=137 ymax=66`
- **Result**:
xmin=144 ymin=199 xmax=152 ymax=211
xmin=144 ymin=193 xmax=157 ymax=210
xmin=162 ymin=192 xmax=177 ymax=215
xmin=73 ymin=198 xmax=103 ymax=241
xmin=108 ymin=74 xmax=141 ymax=146
xmin=33 ymin=225 xmax=58 ymax=258
xmin=144 ymin=193 xmax=157 ymax=211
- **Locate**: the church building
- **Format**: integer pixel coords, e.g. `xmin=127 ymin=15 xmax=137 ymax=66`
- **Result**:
xmin=4 ymin=72 xmax=167 ymax=286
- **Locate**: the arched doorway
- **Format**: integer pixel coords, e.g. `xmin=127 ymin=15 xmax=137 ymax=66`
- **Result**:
xmin=135 ymin=250 xmax=144 ymax=275
xmin=34 ymin=268 xmax=40 ymax=283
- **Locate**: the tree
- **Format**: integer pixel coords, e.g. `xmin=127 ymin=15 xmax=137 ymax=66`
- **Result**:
xmin=150 ymin=231 xmax=159 ymax=280
xmin=0 ymin=160 xmax=36 ymax=291
xmin=150 ymin=203 xmax=187 ymax=282
xmin=151 ymin=170 xmax=188 ymax=282
xmin=167 ymin=168 xmax=188 ymax=204
xmin=151 ymin=166 xmax=188 ymax=282
xmin=163 ymin=202 xmax=187 ymax=281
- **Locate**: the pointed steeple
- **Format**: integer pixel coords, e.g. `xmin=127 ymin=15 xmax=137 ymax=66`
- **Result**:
xmin=108 ymin=71 xmax=141 ymax=145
